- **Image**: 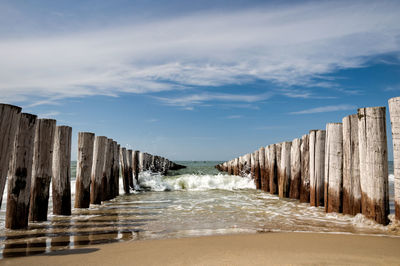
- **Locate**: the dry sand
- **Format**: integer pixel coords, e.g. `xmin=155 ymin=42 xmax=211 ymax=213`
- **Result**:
xmin=3 ymin=232 xmax=400 ymax=265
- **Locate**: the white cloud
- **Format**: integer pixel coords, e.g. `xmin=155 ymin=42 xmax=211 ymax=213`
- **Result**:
xmin=226 ymin=115 xmax=243 ymax=119
xmin=0 ymin=1 xmax=399 ymax=104
xmin=155 ymin=92 xmax=272 ymax=108
xmin=290 ymin=104 xmax=356 ymax=115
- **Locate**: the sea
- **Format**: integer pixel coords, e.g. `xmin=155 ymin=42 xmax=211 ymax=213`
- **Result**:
xmin=0 ymin=161 xmax=398 ymax=258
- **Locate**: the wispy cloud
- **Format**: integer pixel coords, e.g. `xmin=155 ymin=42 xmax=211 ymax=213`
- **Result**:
xmin=0 ymin=1 xmax=399 ymax=104
xmin=290 ymin=104 xmax=356 ymax=115
xmin=155 ymin=92 xmax=272 ymax=108
xmin=226 ymin=115 xmax=243 ymax=119
xmin=36 ymin=111 xmax=60 ymax=118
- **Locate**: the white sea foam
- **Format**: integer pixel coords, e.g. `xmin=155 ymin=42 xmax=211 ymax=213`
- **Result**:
xmin=138 ymin=171 xmax=256 ymax=192
xmin=389 ymin=174 xmax=395 ymax=182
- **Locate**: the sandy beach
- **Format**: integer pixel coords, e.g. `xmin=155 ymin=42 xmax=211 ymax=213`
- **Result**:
xmin=2 ymin=232 xmax=400 ymax=265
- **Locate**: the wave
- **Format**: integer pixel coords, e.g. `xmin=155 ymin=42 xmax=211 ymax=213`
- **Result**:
xmin=137 ymin=171 xmax=256 ymax=192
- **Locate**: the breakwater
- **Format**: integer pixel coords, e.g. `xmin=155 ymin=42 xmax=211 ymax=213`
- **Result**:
xmin=217 ymin=97 xmax=400 ymax=225
xmin=0 ymin=103 xmax=185 ymax=230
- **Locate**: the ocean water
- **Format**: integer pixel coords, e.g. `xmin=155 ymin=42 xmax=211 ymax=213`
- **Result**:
xmin=0 ymin=161 xmax=398 ymax=258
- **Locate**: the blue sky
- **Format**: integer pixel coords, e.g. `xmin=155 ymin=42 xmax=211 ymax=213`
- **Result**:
xmin=1 ymin=0 xmax=400 ymax=160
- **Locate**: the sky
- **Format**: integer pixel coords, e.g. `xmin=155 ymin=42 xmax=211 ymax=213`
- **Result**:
xmin=1 ymin=0 xmax=400 ymax=161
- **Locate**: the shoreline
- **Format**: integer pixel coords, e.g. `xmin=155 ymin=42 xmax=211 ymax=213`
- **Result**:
xmin=3 ymin=231 xmax=400 ymax=265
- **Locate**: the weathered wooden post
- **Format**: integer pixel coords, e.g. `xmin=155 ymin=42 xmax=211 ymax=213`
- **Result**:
xmin=264 ymin=146 xmax=270 ymax=192
xmin=279 ymin=142 xmax=291 ymax=198
xmin=389 ymin=97 xmax=400 ymax=221
xmin=358 ymin=107 xmax=389 ymax=225
xmin=324 ymin=123 xmax=343 ymax=213
xmin=227 ymin=160 xmax=233 ymax=175
xmin=300 ymin=134 xmax=310 ymax=203
xmin=5 ymin=113 xmax=37 ymax=229
xmin=259 ymin=147 xmax=267 ymax=191
xmin=127 ymin=150 xmax=134 ymax=189
xmin=109 ymin=141 xmax=116 ymax=199
xmin=255 ymin=150 xmax=261 ymax=189
xmin=232 ymin=158 xmax=238 ymax=175
xmin=52 ymin=126 xmax=72 ymax=215
xmin=75 ymin=132 xmax=95 ymax=208
xmin=268 ymin=144 xmax=278 ymax=195
xmin=0 ymin=104 xmax=21 ymax=208
xmin=342 ymin=114 xmax=361 ymax=215
xmin=250 ymin=153 xmax=255 ymax=180
xmin=309 ymin=130 xmax=326 ymax=207
xmin=101 ymin=138 xmax=113 ymax=201
xmin=139 ymin=152 xmax=144 ymax=172
xmin=120 ymin=147 xmax=130 ymax=194
xmin=289 ymin=138 xmax=301 ymax=199
xmin=133 ymin=150 xmax=140 ymax=181
xmin=90 ymin=136 xmax=107 ymax=205
xmin=245 ymin=153 xmax=251 ymax=175
xmin=29 ymin=119 xmax=56 ymax=221
xmin=114 ymin=143 xmax=120 ymax=197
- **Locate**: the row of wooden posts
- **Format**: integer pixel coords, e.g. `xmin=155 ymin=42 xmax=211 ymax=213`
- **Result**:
xmin=217 ymin=97 xmax=400 ymax=226
xmin=0 ymin=103 xmax=183 ymax=230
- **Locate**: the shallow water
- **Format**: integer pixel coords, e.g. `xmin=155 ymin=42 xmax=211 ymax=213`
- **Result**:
xmin=0 ymin=161 xmax=398 ymax=259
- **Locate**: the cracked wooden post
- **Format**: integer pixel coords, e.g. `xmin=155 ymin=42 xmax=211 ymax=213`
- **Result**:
xmin=279 ymin=142 xmax=291 ymax=198
xmin=289 ymin=138 xmax=301 ymax=199
xmin=29 ymin=118 xmax=56 ymax=221
xmin=310 ymin=130 xmax=326 ymax=207
xmin=358 ymin=107 xmax=389 ymax=225
xmin=268 ymin=144 xmax=278 ymax=195
xmin=52 ymin=126 xmax=72 ymax=215
xmin=259 ymin=146 xmax=268 ymax=191
xmin=90 ymin=136 xmax=107 ymax=205
xmin=0 ymin=104 xmax=21 ymax=208
xmin=300 ymin=134 xmax=310 ymax=203
xmin=133 ymin=150 xmax=140 ymax=182
xmin=120 ymin=147 xmax=130 ymax=194
xmin=75 ymin=132 xmax=95 ymax=208
xmin=389 ymin=97 xmax=400 ymax=221
xmin=342 ymin=114 xmax=361 ymax=215
xmin=5 ymin=113 xmax=37 ymax=229
xmin=254 ymin=150 xmax=261 ymax=189
xmin=324 ymin=123 xmax=343 ymax=213
xmin=139 ymin=152 xmax=144 ymax=172
xmin=127 ymin=149 xmax=134 ymax=189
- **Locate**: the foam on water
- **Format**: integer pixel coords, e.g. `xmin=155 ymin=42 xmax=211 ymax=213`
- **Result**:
xmin=137 ymin=171 xmax=256 ymax=191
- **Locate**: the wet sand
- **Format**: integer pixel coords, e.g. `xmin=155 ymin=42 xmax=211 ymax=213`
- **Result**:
xmin=3 ymin=232 xmax=400 ymax=265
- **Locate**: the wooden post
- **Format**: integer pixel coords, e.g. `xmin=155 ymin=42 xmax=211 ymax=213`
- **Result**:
xmin=276 ymin=143 xmax=282 ymax=191
xmin=279 ymin=142 xmax=291 ymax=198
xmin=101 ymin=138 xmax=113 ymax=201
xmin=264 ymin=146 xmax=270 ymax=192
xmin=127 ymin=150 xmax=134 ymax=189
xmin=358 ymin=107 xmax=389 ymax=225
xmin=233 ymin=158 xmax=238 ymax=175
xmin=139 ymin=152 xmax=144 ymax=172
xmin=259 ymin=147 xmax=267 ymax=191
xmin=52 ymin=126 xmax=72 ymax=215
xmin=342 ymin=114 xmax=361 ymax=215
xmin=254 ymin=150 xmax=261 ymax=189
xmin=238 ymin=156 xmax=244 ymax=176
xmin=90 ymin=136 xmax=107 ymax=205
xmin=245 ymin=153 xmax=251 ymax=175
xmin=29 ymin=118 xmax=56 ymax=221
xmin=289 ymin=138 xmax=301 ymax=199
xmin=120 ymin=147 xmax=130 ymax=194
xmin=389 ymin=97 xmax=400 ymax=220
xmin=133 ymin=150 xmax=140 ymax=181
xmin=0 ymin=104 xmax=21 ymax=208
xmin=324 ymin=123 xmax=343 ymax=213
xmin=300 ymin=134 xmax=310 ymax=203
xmin=227 ymin=160 xmax=233 ymax=175
xmin=5 ymin=113 xmax=37 ymax=229
xmin=74 ymin=132 xmax=95 ymax=208
xmin=268 ymin=144 xmax=278 ymax=195
xmin=114 ymin=143 xmax=121 ymax=197
xmin=309 ymin=130 xmax=326 ymax=207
